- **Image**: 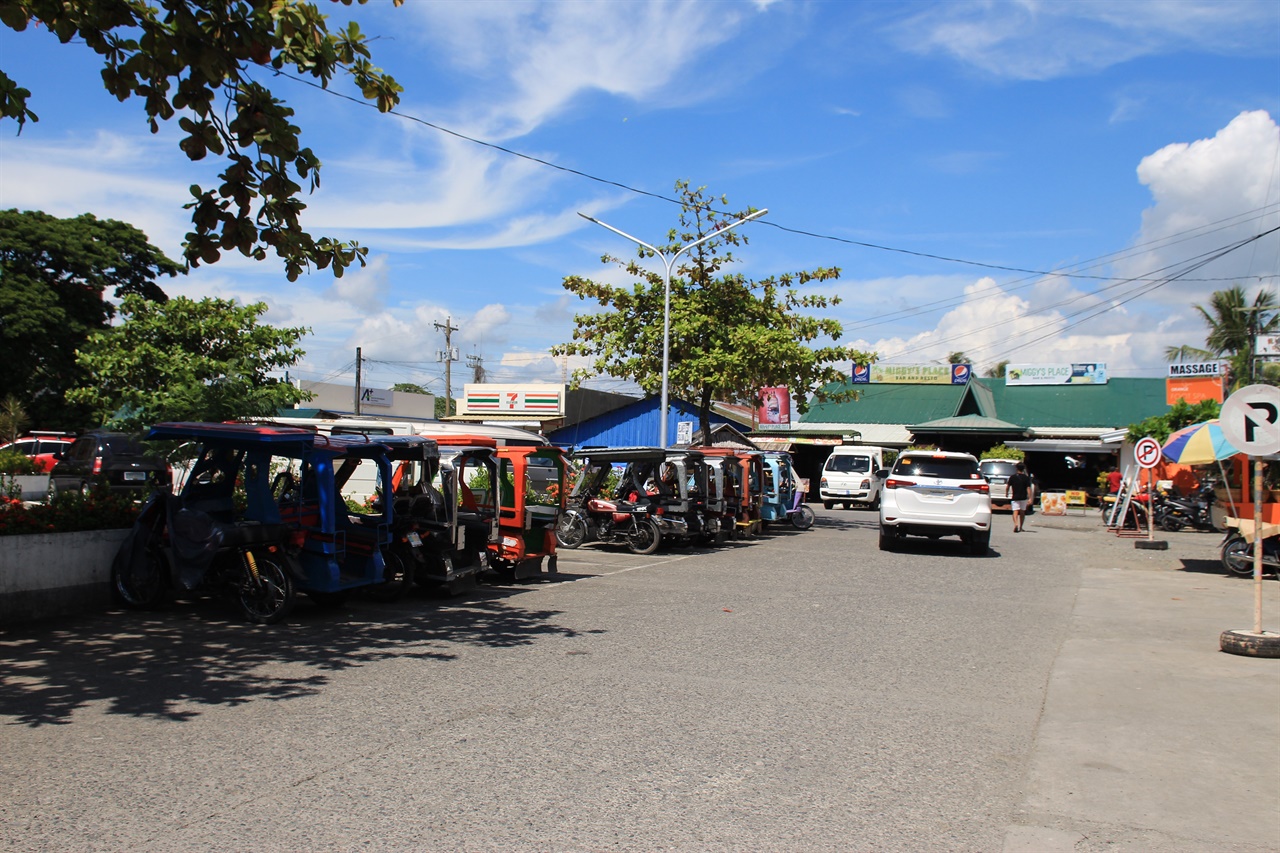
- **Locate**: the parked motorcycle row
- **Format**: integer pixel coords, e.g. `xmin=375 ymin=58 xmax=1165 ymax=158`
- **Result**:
xmin=110 ymin=424 xmax=814 ymax=625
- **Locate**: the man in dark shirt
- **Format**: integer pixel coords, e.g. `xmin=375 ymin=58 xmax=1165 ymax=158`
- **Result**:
xmin=1009 ymin=462 xmax=1033 ymax=533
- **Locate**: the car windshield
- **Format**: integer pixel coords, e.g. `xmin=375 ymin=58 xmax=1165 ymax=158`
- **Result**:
xmin=894 ymin=456 xmax=980 ymax=480
xmin=825 ymin=455 xmax=871 ymax=473
xmin=981 ymin=461 xmax=1018 ymax=477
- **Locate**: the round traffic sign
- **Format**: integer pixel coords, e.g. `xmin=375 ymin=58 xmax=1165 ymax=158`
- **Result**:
xmin=1220 ymin=384 xmax=1280 ymax=457
xmin=1134 ymin=436 xmax=1162 ymax=469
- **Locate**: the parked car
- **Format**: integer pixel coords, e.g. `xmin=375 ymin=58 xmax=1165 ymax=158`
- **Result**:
xmin=878 ymin=450 xmax=992 ymax=554
xmin=0 ymin=433 xmax=75 ymax=472
xmin=979 ymin=458 xmax=1036 ymax=512
xmin=819 ymin=445 xmax=889 ymax=509
xmin=49 ymin=431 xmax=170 ymax=496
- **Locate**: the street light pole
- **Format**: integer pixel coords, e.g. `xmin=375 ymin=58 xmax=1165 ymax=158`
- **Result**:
xmin=577 ymin=208 xmax=767 ymax=446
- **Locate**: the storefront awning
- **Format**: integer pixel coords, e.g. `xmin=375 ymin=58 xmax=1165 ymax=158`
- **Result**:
xmin=1005 ymin=439 xmax=1116 ymax=455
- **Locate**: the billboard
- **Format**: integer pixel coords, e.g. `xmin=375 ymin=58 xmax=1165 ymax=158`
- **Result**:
xmin=1166 ymin=375 xmax=1225 ymax=405
xmin=757 ymin=387 xmax=791 ymax=425
xmin=462 ymin=384 xmax=563 ymax=416
xmin=1167 ymin=361 xmax=1223 ymax=378
xmin=850 ymin=364 xmax=968 ymax=385
xmin=1005 ymin=363 xmax=1108 ymax=386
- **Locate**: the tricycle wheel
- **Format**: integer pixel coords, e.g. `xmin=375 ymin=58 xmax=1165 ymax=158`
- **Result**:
xmin=238 ymin=552 xmax=295 ymax=624
xmin=556 ymin=513 xmax=587 ymax=549
xmin=627 ymin=518 xmax=661 ymax=555
xmin=112 ymin=539 xmax=170 ymax=610
xmin=792 ymin=505 xmax=816 ymax=530
xmin=368 ymin=551 xmax=414 ymax=601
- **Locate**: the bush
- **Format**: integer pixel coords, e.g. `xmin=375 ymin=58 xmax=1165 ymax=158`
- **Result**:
xmin=0 ymin=448 xmax=39 ymax=476
xmin=0 ymin=490 xmax=140 ymax=537
xmin=981 ymin=444 xmax=1025 ymax=461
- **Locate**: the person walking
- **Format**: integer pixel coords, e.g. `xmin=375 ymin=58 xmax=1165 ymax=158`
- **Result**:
xmin=1009 ymin=462 xmax=1033 ymax=533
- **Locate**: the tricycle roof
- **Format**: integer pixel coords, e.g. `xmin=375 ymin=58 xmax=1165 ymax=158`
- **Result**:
xmin=368 ymin=434 xmax=440 ymax=461
xmin=147 ymin=421 xmax=319 ymax=448
xmin=571 ymin=446 xmax=666 ymax=462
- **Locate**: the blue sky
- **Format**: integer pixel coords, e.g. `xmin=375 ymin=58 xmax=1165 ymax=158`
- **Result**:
xmin=2 ymin=0 xmax=1279 ymax=402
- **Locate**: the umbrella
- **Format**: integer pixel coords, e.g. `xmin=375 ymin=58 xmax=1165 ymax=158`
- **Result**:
xmin=1161 ymin=419 xmax=1239 ymax=465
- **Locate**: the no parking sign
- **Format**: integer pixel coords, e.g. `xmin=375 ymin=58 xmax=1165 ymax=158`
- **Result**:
xmin=1134 ymin=436 xmax=1162 ymax=469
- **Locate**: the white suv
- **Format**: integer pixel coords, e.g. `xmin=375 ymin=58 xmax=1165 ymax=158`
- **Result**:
xmin=878 ymin=450 xmax=993 ymax=554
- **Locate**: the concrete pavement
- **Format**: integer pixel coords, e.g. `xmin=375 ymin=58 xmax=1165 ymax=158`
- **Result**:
xmin=1003 ymin=516 xmax=1280 ymax=852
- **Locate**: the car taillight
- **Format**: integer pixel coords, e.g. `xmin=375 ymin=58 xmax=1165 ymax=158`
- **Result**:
xmin=859 ymin=479 xmax=870 ymax=489
xmin=961 ymin=482 xmax=990 ymax=493
xmin=884 ymin=478 xmax=911 ymax=489
xmin=820 ymin=477 xmax=828 ymax=487
xmin=92 ymin=458 xmax=102 ymax=475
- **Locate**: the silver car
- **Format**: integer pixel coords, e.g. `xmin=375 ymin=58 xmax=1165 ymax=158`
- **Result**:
xmin=878 ymin=451 xmax=993 ymax=554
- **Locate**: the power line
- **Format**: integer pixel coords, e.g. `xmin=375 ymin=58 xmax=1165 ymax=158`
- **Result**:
xmin=278 ymin=69 xmax=1278 ymax=286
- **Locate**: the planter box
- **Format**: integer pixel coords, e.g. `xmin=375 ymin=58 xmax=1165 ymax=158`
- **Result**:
xmin=1 ymin=473 xmax=50 ymax=501
xmin=0 ymin=528 xmax=130 ymax=626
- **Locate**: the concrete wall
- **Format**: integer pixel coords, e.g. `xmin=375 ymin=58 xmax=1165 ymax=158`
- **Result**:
xmin=0 ymin=529 xmax=130 ymax=626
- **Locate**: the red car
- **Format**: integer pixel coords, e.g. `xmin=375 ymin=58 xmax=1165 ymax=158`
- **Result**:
xmin=0 ymin=433 xmax=76 ymax=473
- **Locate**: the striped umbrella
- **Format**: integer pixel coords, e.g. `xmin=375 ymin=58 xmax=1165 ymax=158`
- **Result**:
xmin=1161 ymin=419 xmax=1239 ymax=465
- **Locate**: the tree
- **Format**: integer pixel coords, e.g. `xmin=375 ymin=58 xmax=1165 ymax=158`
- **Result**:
xmin=1126 ymin=398 xmax=1221 ymax=444
xmin=1166 ymin=285 xmax=1279 ymax=389
xmin=392 ymin=383 xmax=428 ymax=395
xmin=985 ymin=360 xmax=1009 ymax=379
xmin=0 ymin=396 xmax=29 ymax=444
xmin=68 ymin=295 xmax=311 ymax=428
xmin=947 ymin=351 xmax=971 ymax=364
xmin=1 ymin=0 xmax=404 ymax=281
xmin=553 ymin=181 xmax=874 ymax=440
xmin=0 ymin=209 xmax=182 ymax=427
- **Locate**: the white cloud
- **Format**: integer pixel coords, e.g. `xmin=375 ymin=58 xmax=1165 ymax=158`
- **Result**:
xmin=1120 ymin=110 xmax=1280 ymax=301
xmin=400 ymin=1 xmax=755 ymax=141
xmin=888 ymin=0 xmax=1279 ymax=81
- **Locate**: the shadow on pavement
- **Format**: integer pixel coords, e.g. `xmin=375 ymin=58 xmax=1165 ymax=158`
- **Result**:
xmin=0 ymin=587 xmax=600 ymax=728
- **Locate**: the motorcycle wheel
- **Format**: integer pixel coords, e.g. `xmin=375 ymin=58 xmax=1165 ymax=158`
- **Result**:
xmin=237 ymin=552 xmax=296 ymax=624
xmin=556 ymin=513 xmax=588 ymax=549
xmin=792 ymin=505 xmax=816 ymax=530
xmin=367 ymin=551 xmax=414 ymax=602
xmin=1159 ymin=510 xmax=1184 ymax=533
xmin=627 ymin=518 xmax=661 ymax=555
xmin=1221 ymin=534 xmax=1255 ymax=578
xmin=113 ymin=539 xmax=170 ymax=610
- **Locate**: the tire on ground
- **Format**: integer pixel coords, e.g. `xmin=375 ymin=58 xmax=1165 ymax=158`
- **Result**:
xmin=1220 ymin=629 xmax=1280 ymax=658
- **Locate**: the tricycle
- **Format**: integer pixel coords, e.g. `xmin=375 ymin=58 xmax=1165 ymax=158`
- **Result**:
xmin=556 ymin=447 xmax=665 ymax=554
xmin=489 ymin=444 xmax=568 ymax=579
xmin=760 ymin=450 xmax=815 ymax=530
xmin=112 ymin=422 xmax=397 ymax=623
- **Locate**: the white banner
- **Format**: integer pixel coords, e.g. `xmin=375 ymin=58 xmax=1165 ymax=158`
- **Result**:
xmin=1006 ymin=363 xmax=1108 ymax=386
xmin=1167 ymin=361 xmax=1223 ymax=378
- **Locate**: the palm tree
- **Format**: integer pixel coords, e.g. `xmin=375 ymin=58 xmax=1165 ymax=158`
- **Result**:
xmin=1167 ymin=285 xmax=1278 ymax=388
xmin=985 ymin=360 xmax=1009 ymax=379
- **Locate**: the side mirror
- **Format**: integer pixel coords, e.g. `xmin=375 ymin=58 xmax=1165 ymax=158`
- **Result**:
xmin=873 ymin=469 xmax=888 ymax=479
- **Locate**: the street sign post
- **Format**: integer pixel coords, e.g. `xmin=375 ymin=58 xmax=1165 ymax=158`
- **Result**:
xmin=1133 ymin=436 xmax=1162 ymax=542
xmin=1218 ymin=385 xmax=1280 ymax=654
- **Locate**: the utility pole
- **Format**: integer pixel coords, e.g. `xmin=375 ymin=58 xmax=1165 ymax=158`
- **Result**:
xmin=466 ymin=352 xmax=485 ymax=383
xmin=435 ymin=317 xmax=459 ymax=416
xmin=354 ymin=346 xmax=363 ymax=415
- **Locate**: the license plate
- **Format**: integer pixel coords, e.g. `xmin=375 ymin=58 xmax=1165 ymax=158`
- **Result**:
xmin=123 ymin=471 xmax=147 ymax=481
xmin=407 ymin=531 xmax=422 ymax=547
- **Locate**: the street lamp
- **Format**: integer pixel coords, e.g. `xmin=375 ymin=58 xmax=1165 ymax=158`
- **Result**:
xmin=577 ymin=207 xmax=768 ymax=447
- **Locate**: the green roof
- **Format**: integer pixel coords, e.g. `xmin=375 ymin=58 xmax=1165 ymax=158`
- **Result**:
xmin=804 ymin=383 xmax=967 ymax=426
xmin=803 ymin=377 xmax=1169 ymax=431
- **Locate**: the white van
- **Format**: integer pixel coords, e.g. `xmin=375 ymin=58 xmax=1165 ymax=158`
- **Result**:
xmin=819 ymin=445 xmax=890 ymax=509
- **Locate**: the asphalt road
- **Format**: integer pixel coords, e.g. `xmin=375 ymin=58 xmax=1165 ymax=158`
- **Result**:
xmin=0 ymin=507 xmax=1274 ymax=851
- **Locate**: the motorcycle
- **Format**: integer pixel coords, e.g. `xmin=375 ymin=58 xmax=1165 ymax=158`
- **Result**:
xmin=556 ymin=498 xmax=662 ymax=555
xmin=1221 ymin=523 xmax=1280 ymax=578
xmin=112 ymin=470 xmax=299 ymax=625
xmin=555 ymin=447 xmax=666 ymax=555
xmin=1154 ymin=483 xmax=1219 ymax=533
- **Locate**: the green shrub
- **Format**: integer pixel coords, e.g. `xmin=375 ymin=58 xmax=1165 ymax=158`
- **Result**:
xmin=0 ymin=490 xmax=140 ymax=537
xmin=981 ymin=444 xmax=1025 ymax=461
xmin=0 ymin=448 xmax=39 ymax=476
